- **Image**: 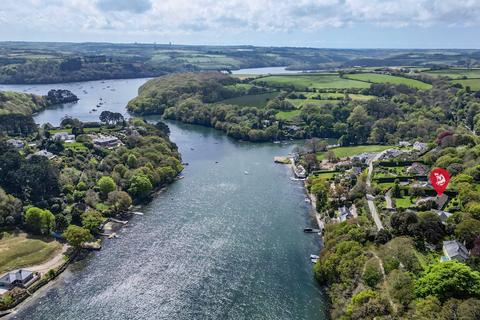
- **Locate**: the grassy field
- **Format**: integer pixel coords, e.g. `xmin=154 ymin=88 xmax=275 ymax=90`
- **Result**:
xmin=286 ymin=99 xmax=340 ymax=108
xmin=293 ymin=92 xmax=375 ymax=101
xmin=275 ymin=109 xmax=301 ymax=120
xmin=343 ymin=73 xmax=432 ymax=90
xmin=424 ymin=68 xmax=480 ymax=79
xmin=377 ymin=182 xmax=395 ymax=191
xmin=451 ymin=79 xmax=480 ymax=91
xmin=0 ymin=232 xmax=62 ymax=274
xmin=253 ymin=74 xmax=371 ymax=90
xmin=395 ymin=196 xmax=414 ymax=209
xmin=218 ymin=92 xmax=279 ymax=108
xmin=348 ymin=94 xmax=376 ymax=101
xmin=317 ymin=145 xmax=393 ymax=160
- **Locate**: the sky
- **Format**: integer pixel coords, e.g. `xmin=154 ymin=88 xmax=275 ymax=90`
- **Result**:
xmin=0 ymin=0 xmax=479 ymax=48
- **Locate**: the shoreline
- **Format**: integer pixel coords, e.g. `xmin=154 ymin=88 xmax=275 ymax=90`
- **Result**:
xmin=0 ymin=179 xmax=178 ymax=316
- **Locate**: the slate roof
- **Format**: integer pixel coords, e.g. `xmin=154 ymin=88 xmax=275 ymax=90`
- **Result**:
xmin=443 ymin=240 xmax=469 ymax=261
xmin=0 ymin=269 xmax=33 ymax=285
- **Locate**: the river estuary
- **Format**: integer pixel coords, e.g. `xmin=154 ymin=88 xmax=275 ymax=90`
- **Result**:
xmin=2 ymin=78 xmax=327 ymax=319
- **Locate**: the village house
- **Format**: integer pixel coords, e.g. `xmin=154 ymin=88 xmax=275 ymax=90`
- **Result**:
xmin=416 ymin=194 xmax=449 ymax=210
xmin=53 ymin=132 xmax=76 ymax=143
xmin=415 ymin=193 xmax=448 ymax=210
xmin=433 ymin=210 xmax=453 ymax=223
xmin=351 ymin=152 xmax=375 ymax=164
xmin=335 ymin=160 xmax=353 ymax=170
xmin=6 ymin=138 xmax=24 ymax=149
xmin=413 ymin=141 xmax=428 ymax=153
xmin=92 ymin=135 xmax=122 ymax=148
xmin=379 ymin=148 xmax=404 ymax=160
xmin=442 ymin=240 xmax=469 ymax=262
xmin=398 ymin=141 xmax=411 ymax=148
xmin=407 ymin=162 xmax=430 ymax=176
xmin=0 ymin=269 xmax=37 ymax=293
xmin=28 ymin=149 xmax=56 ymax=160
xmin=347 ymin=166 xmax=363 ymax=176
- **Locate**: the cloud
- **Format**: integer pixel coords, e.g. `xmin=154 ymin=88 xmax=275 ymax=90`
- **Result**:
xmin=1 ymin=0 xmax=480 ymax=45
xmin=96 ymin=0 xmax=152 ymax=14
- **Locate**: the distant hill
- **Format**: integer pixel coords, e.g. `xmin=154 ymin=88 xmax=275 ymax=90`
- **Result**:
xmin=0 ymin=42 xmax=479 ymax=84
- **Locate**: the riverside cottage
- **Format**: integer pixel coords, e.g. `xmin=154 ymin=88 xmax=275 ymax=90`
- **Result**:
xmin=0 ymin=269 xmax=37 ymax=294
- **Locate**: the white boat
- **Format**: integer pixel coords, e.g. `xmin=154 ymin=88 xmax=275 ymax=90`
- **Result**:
xmin=310 ymin=254 xmax=319 ymax=259
xmin=244 ymin=171 xmax=249 ymax=175
xmin=310 ymin=258 xmax=318 ymax=264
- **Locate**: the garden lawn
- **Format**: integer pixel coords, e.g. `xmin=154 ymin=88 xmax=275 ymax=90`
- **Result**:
xmin=395 ymin=196 xmax=414 ymax=209
xmin=317 ymin=145 xmax=394 ymax=160
xmin=0 ymin=232 xmax=62 ymax=274
xmin=343 ymin=73 xmax=432 ymax=90
xmin=314 ymin=171 xmax=337 ymax=179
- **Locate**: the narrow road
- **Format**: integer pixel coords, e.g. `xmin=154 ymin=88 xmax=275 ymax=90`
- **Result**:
xmin=385 ymin=189 xmax=393 ymax=210
xmin=366 ymin=153 xmax=384 ymax=230
xmin=28 ymin=244 xmax=68 ymax=275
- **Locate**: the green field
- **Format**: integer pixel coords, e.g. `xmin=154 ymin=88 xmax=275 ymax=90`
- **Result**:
xmin=293 ymin=92 xmax=375 ymax=101
xmin=395 ymin=196 xmax=414 ymax=209
xmin=286 ymin=99 xmax=340 ymax=108
xmin=217 ymin=92 xmax=279 ymax=108
xmin=275 ymin=109 xmax=301 ymax=120
xmin=317 ymin=145 xmax=393 ymax=160
xmin=451 ymin=79 xmax=480 ymax=91
xmin=343 ymin=73 xmax=432 ymax=90
xmin=348 ymin=94 xmax=376 ymax=101
xmin=253 ymin=74 xmax=371 ymax=90
xmin=424 ymin=68 xmax=480 ymax=79
xmin=0 ymin=232 xmax=62 ymax=274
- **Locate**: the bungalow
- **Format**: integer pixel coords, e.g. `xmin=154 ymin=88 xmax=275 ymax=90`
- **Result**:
xmin=6 ymin=139 xmax=24 ymax=149
xmin=92 ymin=135 xmax=122 ymax=148
xmin=398 ymin=141 xmax=411 ymax=148
xmin=407 ymin=162 xmax=429 ymax=176
xmin=0 ymin=269 xmax=36 ymax=290
xmin=442 ymin=240 xmax=469 ymax=262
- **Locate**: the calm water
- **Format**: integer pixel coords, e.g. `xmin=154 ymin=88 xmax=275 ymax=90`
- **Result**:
xmin=0 ymin=78 xmax=150 ymax=126
xmin=4 ymin=79 xmax=327 ymax=320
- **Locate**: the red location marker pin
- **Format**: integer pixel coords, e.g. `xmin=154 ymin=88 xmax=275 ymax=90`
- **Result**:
xmin=429 ymin=168 xmax=450 ymax=196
